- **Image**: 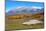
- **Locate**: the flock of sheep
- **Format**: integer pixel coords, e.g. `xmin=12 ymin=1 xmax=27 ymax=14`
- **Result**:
xmin=22 ymin=19 xmax=43 ymax=25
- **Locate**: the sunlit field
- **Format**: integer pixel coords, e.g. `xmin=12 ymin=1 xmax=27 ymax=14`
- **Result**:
xmin=5 ymin=12 xmax=44 ymax=30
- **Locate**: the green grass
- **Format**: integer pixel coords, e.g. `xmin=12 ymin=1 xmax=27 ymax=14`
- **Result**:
xmin=5 ymin=19 xmax=44 ymax=30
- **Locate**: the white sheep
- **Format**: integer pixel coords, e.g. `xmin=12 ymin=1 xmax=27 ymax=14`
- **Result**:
xmin=22 ymin=19 xmax=43 ymax=25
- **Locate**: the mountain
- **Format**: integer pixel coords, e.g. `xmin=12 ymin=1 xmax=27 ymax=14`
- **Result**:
xmin=31 ymin=12 xmax=44 ymax=20
xmin=29 ymin=8 xmax=44 ymax=14
xmin=6 ymin=6 xmax=44 ymax=16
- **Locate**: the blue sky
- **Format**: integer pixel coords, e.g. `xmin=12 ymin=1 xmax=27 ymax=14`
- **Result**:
xmin=5 ymin=0 xmax=44 ymax=12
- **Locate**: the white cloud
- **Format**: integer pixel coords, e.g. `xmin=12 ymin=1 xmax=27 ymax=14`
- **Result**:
xmin=15 ymin=6 xmax=24 ymax=9
xmin=32 ymin=6 xmax=43 ymax=9
xmin=6 ymin=6 xmax=43 ymax=13
xmin=16 ymin=6 xmax=42 ymax=9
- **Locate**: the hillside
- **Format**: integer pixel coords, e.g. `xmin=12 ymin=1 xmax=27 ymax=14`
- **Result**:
xmin=6 ymin=12 xmax=44 ymax=20
xmin=31 ymin=12 xmax=44 ymax=20
xmin=5 ymin=12 xmax=44 ymax=30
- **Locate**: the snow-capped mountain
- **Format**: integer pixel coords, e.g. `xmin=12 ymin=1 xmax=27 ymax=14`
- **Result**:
xmin=6 ymin=6 xmax=44 ymax=16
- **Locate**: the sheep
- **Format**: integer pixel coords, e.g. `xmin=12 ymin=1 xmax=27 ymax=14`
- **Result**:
xmin=22 ymin=19 xmax=43 ymax=25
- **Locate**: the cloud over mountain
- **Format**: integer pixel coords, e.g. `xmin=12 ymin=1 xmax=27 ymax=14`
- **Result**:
xmin=6 ymin=6 xmax=44 ymax=15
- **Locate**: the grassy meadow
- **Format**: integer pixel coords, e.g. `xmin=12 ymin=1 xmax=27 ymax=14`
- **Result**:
xmin=5 ymin=13 xmax=44 ymax=30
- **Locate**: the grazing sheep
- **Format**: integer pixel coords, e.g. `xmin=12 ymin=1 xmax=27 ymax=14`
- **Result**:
xmin=22 ymin=19 xmax=43 ymax=25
